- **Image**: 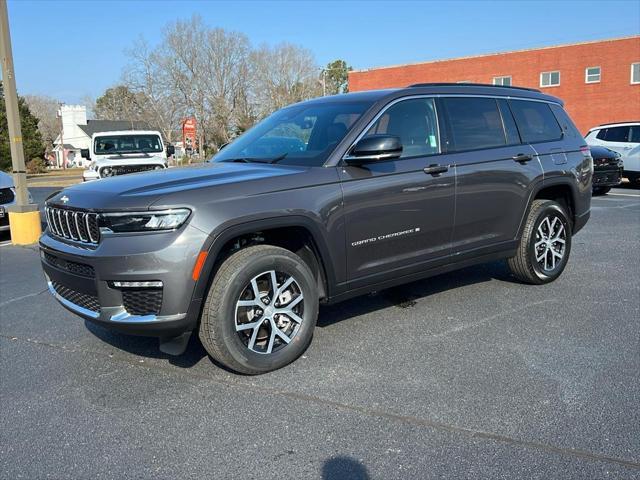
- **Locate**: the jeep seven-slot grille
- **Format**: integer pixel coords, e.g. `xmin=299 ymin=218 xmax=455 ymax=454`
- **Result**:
xmin=122 ymin=288 xmax=163 ymax=316
xmin=51 ymin=281 xmax=100 ymax=312
xmin=45 ymin=207 xmax=100 ymax=244
xmin=101 ymin=165 xmax=161 ymax=176
xmin=0 ymin=187 xmax=15 ymax=204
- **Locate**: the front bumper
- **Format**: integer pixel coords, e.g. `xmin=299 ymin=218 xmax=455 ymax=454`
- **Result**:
xmin=593 ymin=165 xmax=623 ymax=188
xmin=39 ymin=224 xmax=208 ymax=337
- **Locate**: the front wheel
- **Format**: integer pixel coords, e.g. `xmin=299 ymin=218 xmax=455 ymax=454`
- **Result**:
xmin=507 ymin=200 xmax=572 ymax=285
xmin=199 ymin=245 xmax=318 ymax=374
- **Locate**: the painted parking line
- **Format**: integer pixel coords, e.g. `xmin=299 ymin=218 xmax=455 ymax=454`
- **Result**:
xmin=606 ymin=192 xmax=640 ymax=198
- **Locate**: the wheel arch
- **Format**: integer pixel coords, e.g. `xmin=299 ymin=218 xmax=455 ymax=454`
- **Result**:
xmin=192 ymin=216 xmax=336 ymax=307
xmin=517 ymin=178 xmax=578 ymax=240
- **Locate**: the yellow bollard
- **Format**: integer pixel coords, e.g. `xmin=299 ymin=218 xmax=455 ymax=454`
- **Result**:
xmin=8 ymin=210 xmax=42 ymax=245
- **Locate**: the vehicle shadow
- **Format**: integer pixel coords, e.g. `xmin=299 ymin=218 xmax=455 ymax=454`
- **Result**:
xmin=85 ymin=260 xmax=512 ymax=366
xmin=85 ymin=321 xmax=207 ymax=368
xmin=322 ymin=456 xmax=370 ymax=480
xmin=317 ymin=260 xmax=513 ymax=328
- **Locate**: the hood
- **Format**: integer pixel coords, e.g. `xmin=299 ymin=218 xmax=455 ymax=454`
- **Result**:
xmin=46 ymin=161 xmax=307 ymax=211
xmin=0 ymin=171 xmax=14 ymax=189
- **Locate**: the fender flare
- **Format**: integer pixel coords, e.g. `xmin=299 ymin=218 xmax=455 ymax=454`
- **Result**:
xmin=191 ymin=215 xmax=337 ymax=304
xmin=516 ymin=176 xmax=579 ymax=240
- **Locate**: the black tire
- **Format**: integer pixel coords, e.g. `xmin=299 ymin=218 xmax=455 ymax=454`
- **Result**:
xmin=507 ymin=200 xmax=572 ymax=285
xmin=199 ymin=245 xmax=318 ymax=374
xmin=592 ymin=186 xmax=611 ymax=196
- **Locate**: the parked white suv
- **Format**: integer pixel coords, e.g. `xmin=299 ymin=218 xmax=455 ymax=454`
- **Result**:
xmin=81 ymin=130 xmax=174 ymax=181
xmin=585 ymin=122 xmax=640 ymax=183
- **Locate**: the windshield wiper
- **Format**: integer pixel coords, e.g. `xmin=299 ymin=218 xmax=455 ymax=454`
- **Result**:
xmin=223 ymin=153 xmax=288 ymax=164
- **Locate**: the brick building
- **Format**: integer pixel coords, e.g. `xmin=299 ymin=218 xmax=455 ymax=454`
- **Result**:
xmin=348 ymin=36 xmax=640 ymax=134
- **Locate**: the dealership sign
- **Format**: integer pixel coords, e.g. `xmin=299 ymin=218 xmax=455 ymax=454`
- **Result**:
xmin=182 ymin=118 xmax=197 ymax=152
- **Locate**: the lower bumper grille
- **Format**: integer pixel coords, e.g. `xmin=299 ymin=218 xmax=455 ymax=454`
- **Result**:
xmin=122 ymin=288 xmax=163 ymax=316
xmin=51 ymin=281 xmax=100 ymax=312
xmin=44 ymin=252 xmax=95 ymax=278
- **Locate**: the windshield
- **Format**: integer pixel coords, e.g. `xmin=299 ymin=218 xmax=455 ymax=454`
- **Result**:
xmin=213 ymin=100 xmax=373 ymax=166
xmin=94 ymin=134 xmax=163 ymax=155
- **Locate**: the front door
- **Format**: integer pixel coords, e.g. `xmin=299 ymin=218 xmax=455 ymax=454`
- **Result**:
xmin=339 ymin=97 xmax=455 ymax=288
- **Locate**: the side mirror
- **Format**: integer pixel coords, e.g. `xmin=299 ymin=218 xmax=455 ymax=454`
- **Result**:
xmin=166 ymin=144 xmax=175 ymax=156
xmin=344 ymin=134 xmax=402 ymax=165
xmin=80 ymin=149 xmax=90 ymax=160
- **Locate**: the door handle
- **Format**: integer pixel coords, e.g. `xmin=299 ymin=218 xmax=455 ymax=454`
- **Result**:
xmin=513 ymin=153 xmax=533 ymax=163
xmin=423 ymin=164 xmax=449 ymax=175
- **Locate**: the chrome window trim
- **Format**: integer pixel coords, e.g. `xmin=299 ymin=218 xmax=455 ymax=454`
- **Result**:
xmin=342 ymin=93 xmax=561 ymax=163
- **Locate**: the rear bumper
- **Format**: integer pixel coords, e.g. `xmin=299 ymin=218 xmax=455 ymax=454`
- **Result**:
xmin=39 ymin=224 xmax=208 ymax=337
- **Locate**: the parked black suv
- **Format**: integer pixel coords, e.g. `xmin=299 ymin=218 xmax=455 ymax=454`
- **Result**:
xmin=40 ymin=84 xmax=592 ymax=374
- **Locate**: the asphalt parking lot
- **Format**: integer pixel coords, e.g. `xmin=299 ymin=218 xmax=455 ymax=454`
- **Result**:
xmin=1 ymin=186 xmax=639 ymax=479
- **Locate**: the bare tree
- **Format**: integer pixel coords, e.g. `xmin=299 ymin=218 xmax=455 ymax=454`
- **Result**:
xmin=252 ymin=43 xmax=322 ymax=116
xmin=23 ymin=94 xmax=60 ymax=149
xmin=123 ymin=37 xmax=182 ymax=143
xmin=112 ymin=16 xmax=323 ymax=156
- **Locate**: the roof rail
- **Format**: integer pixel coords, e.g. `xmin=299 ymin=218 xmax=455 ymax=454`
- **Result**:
xmin=598 ymin=120 xmax=639 ymax=127
xmin=408 ymin=82 xmax=541 ymax=93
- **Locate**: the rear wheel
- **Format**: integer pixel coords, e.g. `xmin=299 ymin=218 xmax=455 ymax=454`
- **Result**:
xmin=199 ymin=245 xmax=318 ymax=374
xmin=507 ymin=200 xmax=572 ymax=284
xmin=592 ymin=186 xmax=611 ymax=196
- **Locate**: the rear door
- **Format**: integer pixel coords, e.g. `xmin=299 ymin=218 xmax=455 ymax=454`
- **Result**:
xmin=438 ymin=96 xmax=542 ymax=254
xmin=339 ymin=97 xmax=455 ymax=286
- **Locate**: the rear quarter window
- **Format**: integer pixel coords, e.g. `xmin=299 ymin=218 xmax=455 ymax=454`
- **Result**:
xmin=509 ymin=100 xmax=563 ymax=144
xmin=604 ymin=126 xmax=631 ymax=143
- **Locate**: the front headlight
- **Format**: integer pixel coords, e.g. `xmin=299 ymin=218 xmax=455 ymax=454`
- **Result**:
xmin=100 ymin=208 xmax=191 ymax=233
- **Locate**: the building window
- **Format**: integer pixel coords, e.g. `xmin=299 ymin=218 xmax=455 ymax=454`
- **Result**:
xmin=493 ymin=76 xmax=512 ymax=86
xmin=632 ymin=63 xmax=640 ymax=84
xmin=540 ymin=71 xmax=560 ymax=87
xmin=585 ymin=66 xmax=601 ymax=83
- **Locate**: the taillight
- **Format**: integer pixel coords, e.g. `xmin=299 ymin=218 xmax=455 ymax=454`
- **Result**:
xmin=580 ymin=146 xmax=591 ymax=157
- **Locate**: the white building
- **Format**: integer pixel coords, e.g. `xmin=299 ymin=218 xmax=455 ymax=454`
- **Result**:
xmin=53 ymin=105 xmax=148 ymax=168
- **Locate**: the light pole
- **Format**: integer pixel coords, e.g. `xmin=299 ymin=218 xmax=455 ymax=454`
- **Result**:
xmin=0 ymin=0 xmax=41 ymax=244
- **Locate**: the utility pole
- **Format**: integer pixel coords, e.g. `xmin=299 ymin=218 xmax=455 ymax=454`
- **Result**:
xmin=57 ymin=103 xmax=66 ymax=169
xmin=0 ymin=0 xmax=41 ymax=244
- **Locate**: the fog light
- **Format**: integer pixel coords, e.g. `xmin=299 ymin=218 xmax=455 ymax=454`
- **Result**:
xmin=110 ymin=281 xmax=163 ymax=288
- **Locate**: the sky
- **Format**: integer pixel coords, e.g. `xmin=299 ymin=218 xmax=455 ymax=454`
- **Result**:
xmin=4 ymin=0 xmax=640 ymax=104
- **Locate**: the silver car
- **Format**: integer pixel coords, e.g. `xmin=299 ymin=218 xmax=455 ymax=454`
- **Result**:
xmin=0 ymin=171 xmax=33 ymax=232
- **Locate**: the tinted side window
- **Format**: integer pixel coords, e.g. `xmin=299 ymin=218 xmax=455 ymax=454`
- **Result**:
xmin=595 ymin=129 xmax=608 ymax=140
xmin=549 ymin=104 xmax=582 ymax=139
xmin=510 ymin=100 xmax=563 ymax=143
xmin=629 ymin=126 xmax=640 ymax=143
xmin=605 ymin=126 xmax=630 ymax=142
xmin=442 ymin=97 xmax=506 ymax=151
xmin=364 ymin=98 xmax=440 ymax=158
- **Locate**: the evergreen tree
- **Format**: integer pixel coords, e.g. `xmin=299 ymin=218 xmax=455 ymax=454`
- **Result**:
xmin=0 ymin=81 xmax=44 ymax=171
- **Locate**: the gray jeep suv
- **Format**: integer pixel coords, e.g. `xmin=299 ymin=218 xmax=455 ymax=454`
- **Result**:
xmin=40 ymin=84 xmax=592 ymax=374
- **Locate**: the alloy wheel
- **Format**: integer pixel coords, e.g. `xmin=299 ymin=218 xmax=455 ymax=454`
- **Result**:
xmin=534 ymin=215 xmax=566 ymax=272
xmin=235 ymin=270 xmax=304 ymax=354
